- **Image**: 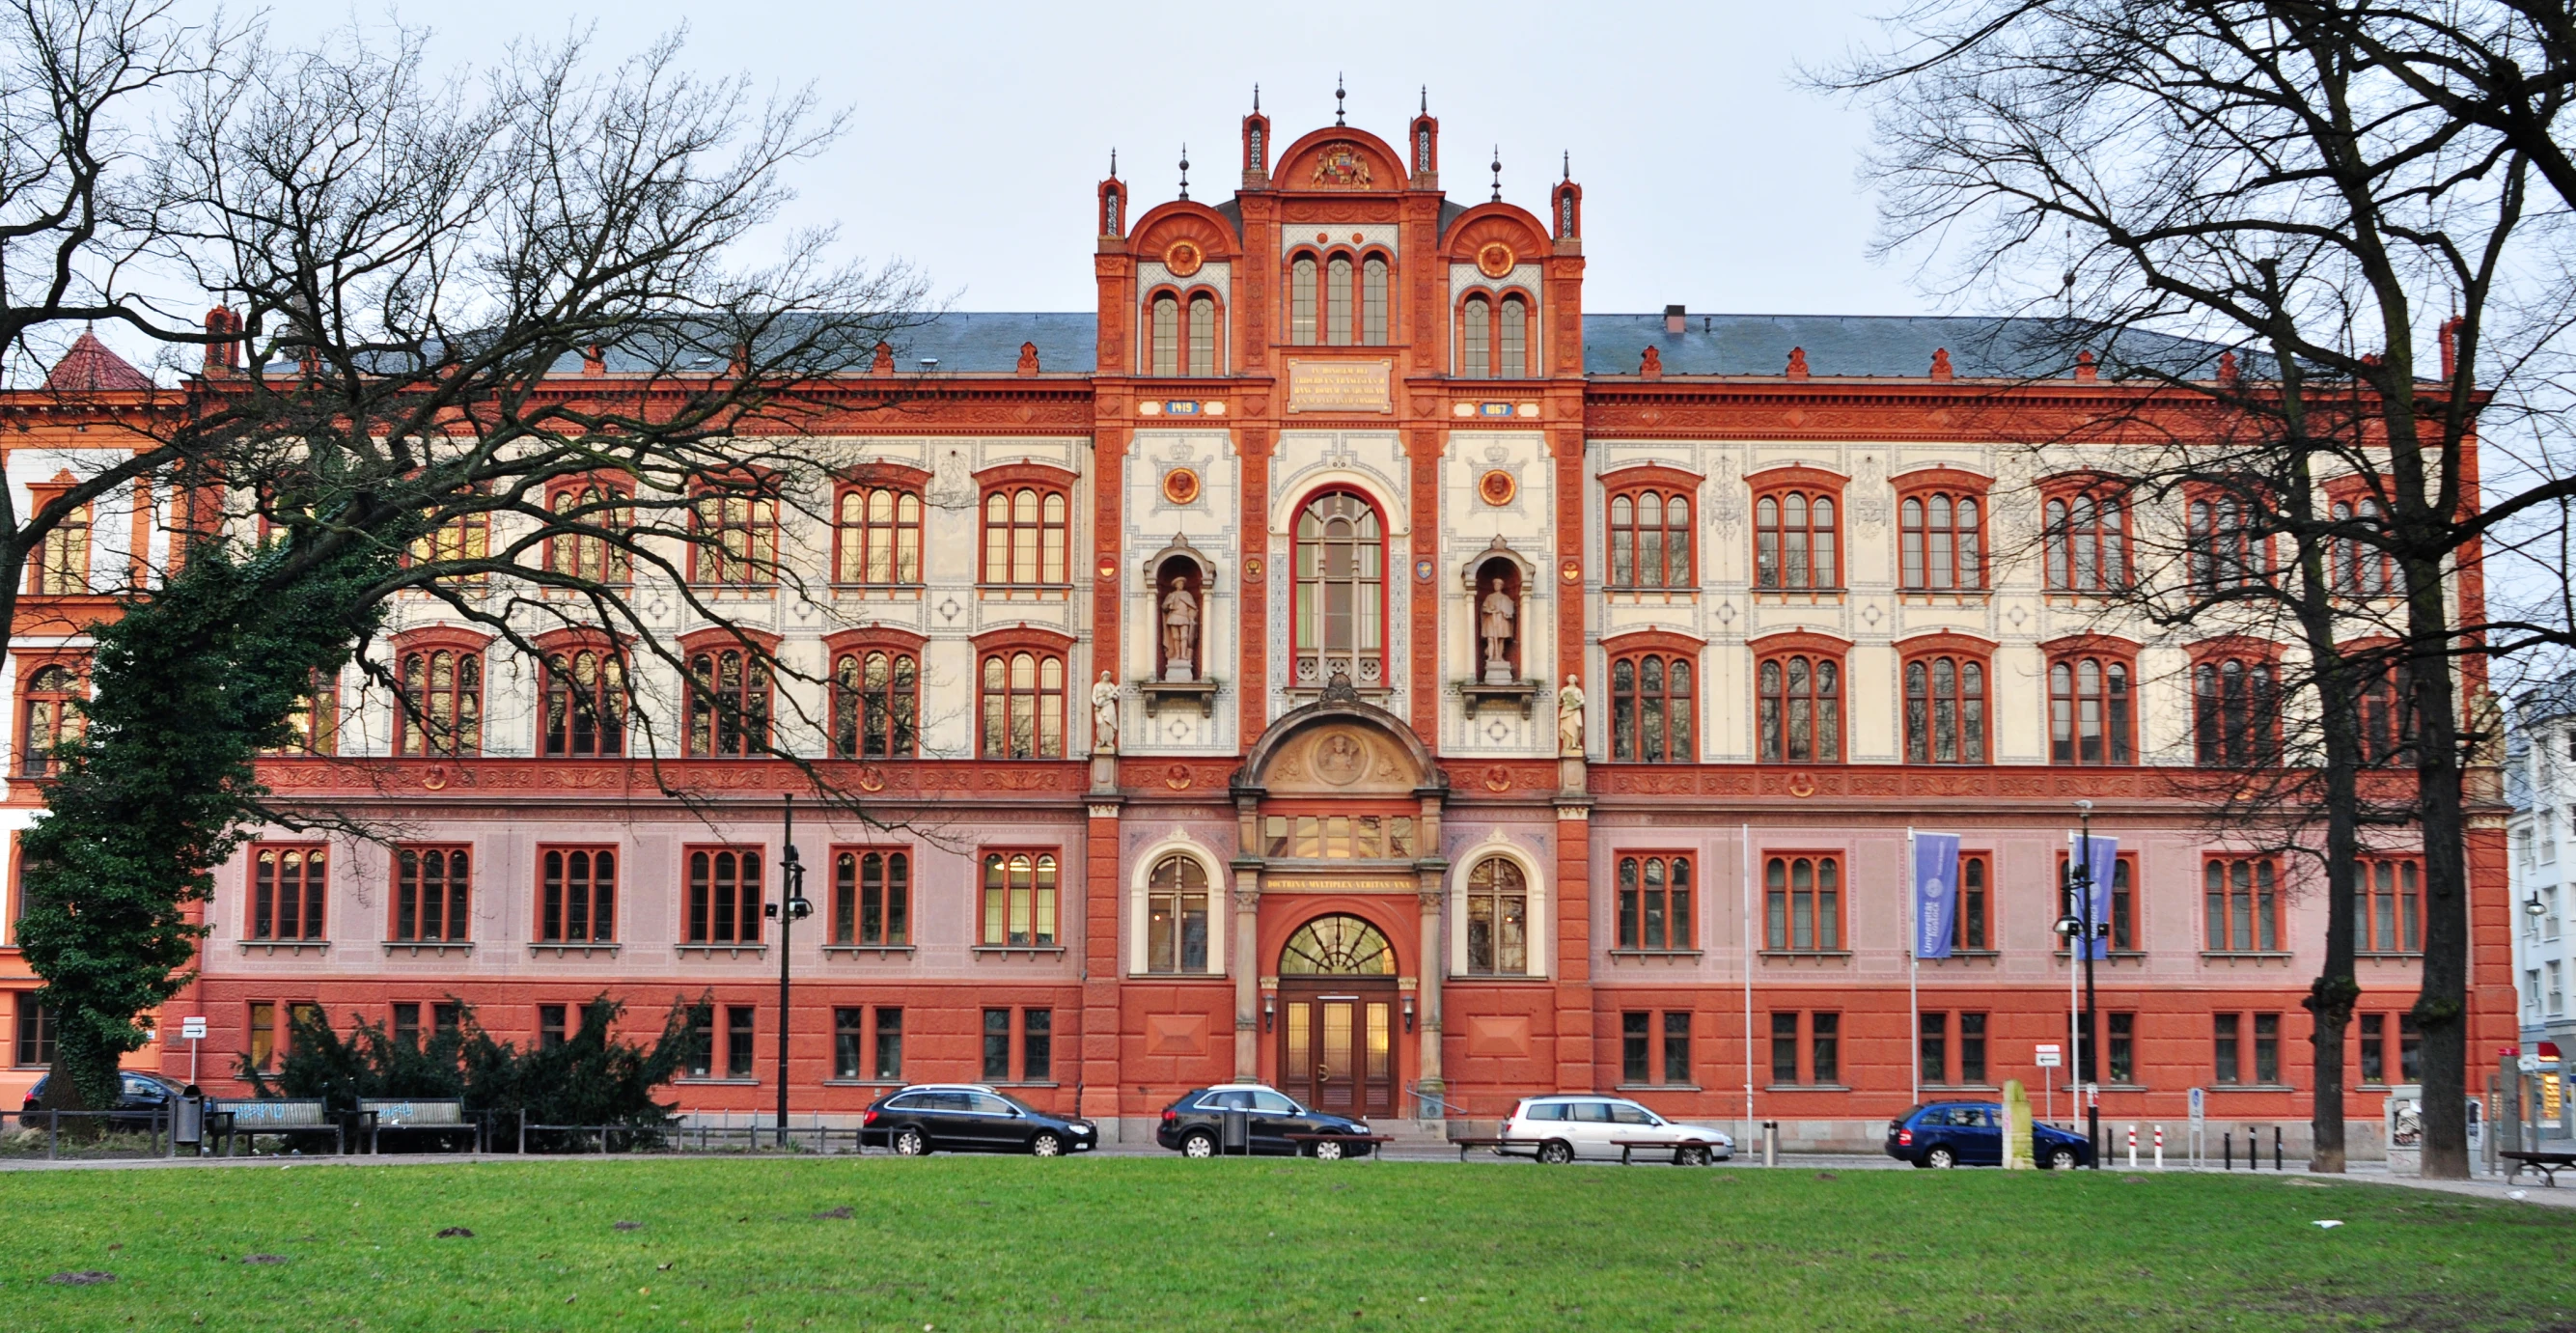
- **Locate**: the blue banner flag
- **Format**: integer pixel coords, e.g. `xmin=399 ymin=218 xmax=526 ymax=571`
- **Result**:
xmin=2074 ymin=834 xmax=2119 ymax=959
xmin=1914 ymin=833 xmax=1962 ymax=959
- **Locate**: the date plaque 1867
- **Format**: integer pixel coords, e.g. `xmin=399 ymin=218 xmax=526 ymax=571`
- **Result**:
xmin=1286 ymin=359 xmax=1394 ymax=414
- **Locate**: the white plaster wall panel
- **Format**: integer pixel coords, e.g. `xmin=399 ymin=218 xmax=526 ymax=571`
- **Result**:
xmin=1441 ymin=429 xmax=1552 ymax=755
xmin=1282 ymin=224 xmax=1399 ymax=255
xmin=1444 ymin=262 xmax=1545 ymax=375
xmin=1124 ymin=428 xmax=1238 ymax=754
xmin=1135 ymin=261 xmax=1234 ymax=373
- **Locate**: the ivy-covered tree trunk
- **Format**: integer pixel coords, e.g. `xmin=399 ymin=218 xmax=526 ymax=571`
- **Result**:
xmin=16 ymin=542 xmax=387 ymax=1111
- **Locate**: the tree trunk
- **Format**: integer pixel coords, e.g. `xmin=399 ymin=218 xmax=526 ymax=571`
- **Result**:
xmin=2406 ymin=550 xmax=2473 ymax=1179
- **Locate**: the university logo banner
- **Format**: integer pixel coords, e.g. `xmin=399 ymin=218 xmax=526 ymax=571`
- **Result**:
xmin=1914 ymin=832 xmax=1961 ymax=959
xmin=2072 ymin=834 xmax=2119 ymax=959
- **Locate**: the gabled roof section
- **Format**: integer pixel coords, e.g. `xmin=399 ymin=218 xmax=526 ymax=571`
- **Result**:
xmin=1583 ymin=313 xmax=2239 ymax=380
xmin=43 ymin=330 xmax=152 ymax=393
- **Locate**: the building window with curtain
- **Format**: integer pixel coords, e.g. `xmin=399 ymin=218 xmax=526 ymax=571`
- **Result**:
xmin=1610 ymin=650 xmax=1695 ymax=764
xmin=397 ymin=646 xmax=482 ymax=756
xmin=836 ymin=485 xmax=923 ymax=585
xmin=686 ymin=647 xmax=771 ymax=757
xmin=2049 ymin=653 xmax=2134 ymax=764
xmin=833 ymin=649 xmax=918 ymax=759
xmin=981 ymin=850 xmax=1059 ymax=948
xmin=1903 ymin=653 xmax=1986 ymax=764
xmin=2194 ymin=653 xmax=2280 ymax=766
xmin=1764 ymin=854 xmax=1842 ymax=953
xmin=1617 ymin=853 xmax=1694 ymax=952
xmin=2204 ymin=856 xmax=2281 ymax=953
xmin=392 ymin=846 xmax=469 ymax=943
xmin=1292 ymin=491 xmax=1383 ymax=688
xmin=539 ymin=847 xmax=616 ymax=944
xmin=982 ymin=485 xmax=1069 ymax=585
xmin=1899 ymin=490 xmax=1983 ymax=590
xmin=1146 ymin=853 xmax=1209 ymax=973
xmin=979 ymin=648 xmax=1066 ymax=758
xmin=1465 ymin=856 xmax=1529 ymax=973
xmin=1758 ymin=651 xmax=1842 ymax=764
xmin=1754 ymin=488 xmax=1839 ymax=590
xmin=686 ymin=847 xmax=762 ymax=945
xmin=542 ymin=649 xmax=624 ymax=757
xmin=833 ymin=848 xmax=909 ymax=947
xmin=2044 ymin=483 xmax=2129 ymax=591
xmin=1607 ymin=486 xmax=1693 ymax=589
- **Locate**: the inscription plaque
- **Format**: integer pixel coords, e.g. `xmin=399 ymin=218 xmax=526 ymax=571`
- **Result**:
xmin=1286 ymin=359 xmax=1394 ymax=414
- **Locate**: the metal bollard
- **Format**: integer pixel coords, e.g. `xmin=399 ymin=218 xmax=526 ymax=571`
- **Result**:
xmin=2224 ymin=1131 xmax=2232 ymax=1169
xmin=47 ymin=1108 xmax=58 ymax=1161
xmin=2126 ymin=1125 xmax=2137 ymax=1169
xmin=2274 ymin=1125 xmax=2283 ymax=1171
xmin=2153 ymin=1125 xmax=2165 ymax=1169
xmin=1761 ymin=1120 xmax=1779 ymax=1167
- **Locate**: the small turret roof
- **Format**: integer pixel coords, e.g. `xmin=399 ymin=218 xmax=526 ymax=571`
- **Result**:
xmin=42 ymin=330 xmax=152 ymax=393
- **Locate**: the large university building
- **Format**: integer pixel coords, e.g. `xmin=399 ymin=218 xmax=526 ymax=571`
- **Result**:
xmin=0 ymin=106 xmax=2516 ymax=1150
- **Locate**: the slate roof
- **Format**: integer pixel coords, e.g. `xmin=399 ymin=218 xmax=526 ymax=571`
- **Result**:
xmin=43 ymin=330 xmax=153 ymax=392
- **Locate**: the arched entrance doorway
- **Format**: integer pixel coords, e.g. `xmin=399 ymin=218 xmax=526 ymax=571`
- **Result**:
xmin=1278 ymin=913 xmax=1399 ymax=1117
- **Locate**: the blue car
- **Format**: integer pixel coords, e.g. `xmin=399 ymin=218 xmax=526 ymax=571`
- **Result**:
xmin=1886 ymin=1100 xmax=2095 ymax=1169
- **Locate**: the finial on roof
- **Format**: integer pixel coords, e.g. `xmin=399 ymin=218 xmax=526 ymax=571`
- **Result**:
xmin=1253 ymin=83 xmax=1260 ymax=113
xmin=1420 ymin=85 xmax=1427 ymax=115
xmin=1563 ymin=151 xmax=1571 ymax=181
xmin=1109 ymin=148 xmax=1118 ymax=177
xmin=1335 ymin=72 xmax=1346 ymax=125
xmin=1490 ymin=147 xmax=1503 ymax=203
xmin=1177 ymin=144 xmax=1190 ymax=201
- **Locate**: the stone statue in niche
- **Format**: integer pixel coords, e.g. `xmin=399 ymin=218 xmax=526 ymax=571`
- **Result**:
xmin=1092 ymin=672 xmax=1120 ymax=754
xmin=1480 ymin=577 xmax=1516 ymax=683
xmin=1558 ymin=674 xmax=1586 ymax=756
xmin=1161 ymin=575 xmax=1200 ymax=680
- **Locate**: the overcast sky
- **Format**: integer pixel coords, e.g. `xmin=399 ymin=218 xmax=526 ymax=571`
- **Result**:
xmin=240 ymin=0 xmax=1923 ymax=318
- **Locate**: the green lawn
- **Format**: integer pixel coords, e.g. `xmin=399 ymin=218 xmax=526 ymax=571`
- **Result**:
xmin=6 ymin=1156 xmax=2575 ymax=1331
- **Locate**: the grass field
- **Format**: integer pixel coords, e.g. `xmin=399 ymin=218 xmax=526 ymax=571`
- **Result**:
xmin=7 ymin=1156 xmax=2576 ymax=1332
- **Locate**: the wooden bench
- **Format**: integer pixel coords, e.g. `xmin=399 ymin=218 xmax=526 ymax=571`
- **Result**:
xmin=1282 ymin=1131 xmax=1394 ymax=1160
xmin=357 ymin=1099 xmax=479 ymax=1154
xmin=210 ymin=1098 xmax=343 ymax=1155
xmin=1610 ymin=1137 xmax=1719 ymax=1166
xmin=2502 ymin=1149 xmax=2576 ymax=1186
xmin=1449 ymin=1135 xmax=1550 ymax=1161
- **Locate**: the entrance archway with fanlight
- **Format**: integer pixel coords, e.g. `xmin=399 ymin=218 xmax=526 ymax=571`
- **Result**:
xmin=1277 ymin=913 xmax=1399 ymax=1118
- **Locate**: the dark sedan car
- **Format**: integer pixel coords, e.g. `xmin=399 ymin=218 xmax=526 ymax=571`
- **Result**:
xmin=1886 ymin=1100 xmax=2095 ymax=1169
xmin=1155 ymin=1083 xmax=1374 ymax=1159
xmin=859 ymin=1084 xmax=1096 ymax=1156
xmin=20 ymin=1071 xmax=187 ymax=1129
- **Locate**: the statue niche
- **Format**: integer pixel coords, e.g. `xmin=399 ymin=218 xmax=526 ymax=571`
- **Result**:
xmin=1157 ymin=557 xmax=1203 ymax=681
xmin=1475 ymin=555 xmax=1522 ymax=683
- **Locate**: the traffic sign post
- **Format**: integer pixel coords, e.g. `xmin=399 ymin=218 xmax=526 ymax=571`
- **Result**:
xmin=180 ymin=1015 xmax=207 ymax=1084
xmin=2188 ymin=1086 xmax=2206 ymax=1167
xmin=2036 ymin=1044 xmax=2062 ymax=1125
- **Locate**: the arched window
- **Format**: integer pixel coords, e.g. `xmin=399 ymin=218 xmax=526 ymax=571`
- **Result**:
xmin=542 ymin=649 xmax=625 ymax=757
xmin=1608 ymin=486 xmax=1693 ymax=588
xmin=2188 ymin=493 xmax=2268 ymax=590
xmin=1498 ymin=295 xmax=1528 ymax=377
xmin=980 ymin=649 xmax=1065 ymax=758
xmin=1147 ymin=854 xmax=1210 ymax=973
xmin=1610 ymin=651 xmax=1695 ymax=763
xmin=1903 ymin=654 xmax=1986 ymax=764
xmin=1150 ymin=292 xmax=1179 ymax=375
xmin=834 ymin=847 xmax=908 ymax=947
xmin=982 ymin=486 xmax=1068 ymax=585
xmin=686 ymin=647 xmax=771 ymax=757
xmin=2194 ymin=654 xmax=2279 ymax=766
xmin=545 ymin=484 xmax=628 ymax=583
xmin=394 ymin=847 xmax=470 ymax=943
xmin=1754 ymin=490 xmax=1839 ymax=590
xmin=2049 ymin=653 xmax=2134 ymax=764
xmin=2203 ymin=855 xmax=2279 ymax=953
xmin=540 ymin=847 xmax=616 ymax=944
xmin=17 ymin=662 xmax=79 ymax=775
xmin=692 ymin=489 xmax=777 ymax=587
xmin=268 ymin=668 xmax=338 ymax=756
xmin=686 ymin=847 xmax=762 ymax=944
xmin=2359 ymin=655 xmax=2414 ymax=764
xmin=32 ymin=499 xmax=89 ymax=595
xmin=1361 ymin=257 xmax=1390 ymax=343
xmin=1465 ymin=857 xmax=1529 ymax=974
xmin=249 ymin=845 xmax=327 ymax=942
xmin=1278 ymin=914 xmax=1395 ymax=974
xmin=981 ymin=851 xmax=1059 ymax=947
xmin=1899 ymin=492 xmax=1982 ymax=590
xmin=2357 ymin=856 xmax=2422 ymax=954
xmin=833 ymin=649 xmax=918 ymax=759
xmin=1758 ymin=652 xmax=1842 ymax=764
xmin=2045 ymin=484 xmax=2129 ymax=591
xmin=837 ymin=485 xmax=923 ymax=585
xmin=1292 ymin=491 xmax=1384 ymax=687
xmin=2334 ymin=497 xmax=2394 ymax=596
xmin=398 ymin=647 xmax=481 ymax=757
xmin=1461 ymin=296 xmax=1492 ymax=377
xmin=1617 ymin=853 xmax=1692 ymax=951
xmin=1187 ymin=293 xmax=1218 ymax=375
xmin=1326 ymin=257 xmax=1354 ymax=346
xmin=1764 ymin=854 xmax=1842 ymax=952
xmin=1289 ymin=256 xmax=1318 ymax=344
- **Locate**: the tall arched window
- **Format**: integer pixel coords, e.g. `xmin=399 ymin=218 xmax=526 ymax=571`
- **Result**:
xmin=1755 ymin=490 xmax=1839 ymax=590
xmin=1290 ymin=257 xmax=1318 ymax=344
xmin=542 ymin=649 xmax=624 ymax=757
xmin=32 ymin=499 xmax=89 ymax=595
xmin=1610 ymin=651 xmax=1695 ymax=763
xmin=833 ymin=649 xmax=918 ymax=759
xmin=1461 ymin=296 xmax=1492 ymax=377
xmin=982 ymin=486 xmax=1068 ymax=585
xmin=16 ymin=662 xmax=79 ymax=775
xmin=2194 ymin=654 xmax=2279 ymax=766
xmin=393 ymin=847 xmax=470 ymax=943
xmin=398 ymin=647 xmax=481 ymax=757
xmin=981 ymin=649 xmax=1066 ymax=758
xmin=2359 ymin=655 xmax=2414 ymax=764
xmin=2045 ymin=484 xmax=2129 ymax=591
xmin=692 ymin=489 xmax=777 ymax=587
xmin=1326 ymin=256 xmax=1354 ymax=346
xmin=1903 ymin=654 xmax=1986 ymax=764
xmin=1150 ymin=292 xmax=1179 ymax=375
xmin=686 ymin=847 xmax=762 ymax=944
xmin=546 ymin=484 xmax=628 ymax=583
xmin=1361 ymin=257 xmax=1390 ymax=343
xmin=2050 ymin=653 xmax=2133 ymax=764
xmin=1617 ymin=853 xmax=1693 ymax=951
xmin=1758 ymin=652 xmax=1842 ymax=764
xmin=1608 ymin=486 xmax=1693 ymax=588
xmin=834 ymin=848 xmax=908 ymax=947
xmin=1465 ymin=857 xmax=1529 ymax=973
xmin=1292 ymin=491 xmax=1384 ymax=687
xmin=981 ymin=851 xmax=1059 ymax=947
xmin=1187 ymin=293 xmax=1218 ymax=375
xmin=1899 ymin=492 xmax=1983 ymax=590
xmin=1764 ymin=854 xmax=1841 ymax=952
xmin=1146 ymin=854 xmax=1209 ymax=973
xmin=686 ymin=648 xmax=771 ymax=757
xmin=1498 ymin=296 xmax=1528 ymax=377
xmin=837 ymin=485 xmax=923 ymax=585
xmin=2189 ymin=493 xmax=2268 ymax=590
xmin=2333 ymin=497 xmax=2394 ymax=596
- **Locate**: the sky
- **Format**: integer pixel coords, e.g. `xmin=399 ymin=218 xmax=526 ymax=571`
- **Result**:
xmin=238 ymin=0 xmax=1925 ymax=318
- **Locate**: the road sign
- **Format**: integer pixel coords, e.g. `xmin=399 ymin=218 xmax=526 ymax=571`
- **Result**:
xmin=2188 ymin=1086 xmax=2206 ymax=1126
xmin=180 ymin=1016 xmax=207 ymax=1041
xmin=2035 ymin=1043 xmax=2063 ymax=1069
xmin=2520 ymin=1052 xmax=2542 ymax=1074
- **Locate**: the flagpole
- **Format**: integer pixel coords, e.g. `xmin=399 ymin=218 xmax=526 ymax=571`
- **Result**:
xmin=1742 ymin=822 xmax=1754 ymax=1138
xmin=1908 ymin=827 xmax=1919 ymax=1109
xmin=2068 ymin=829 xmax=2082 ymax=1130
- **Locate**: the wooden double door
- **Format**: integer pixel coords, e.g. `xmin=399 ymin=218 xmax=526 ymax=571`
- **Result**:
xmin=1278 ymin=981 xmax=1398 ymax=1118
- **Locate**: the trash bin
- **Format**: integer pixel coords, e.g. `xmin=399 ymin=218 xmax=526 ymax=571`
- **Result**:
xmin=173 ymin=1087 xmax=205 ymax=1152
xmin=1221 ymin=1107 xmax=1250 ymax=1155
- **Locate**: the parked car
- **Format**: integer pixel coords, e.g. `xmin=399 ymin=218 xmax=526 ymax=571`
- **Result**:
xmin=1156 ymin=1084 xmax=1375 ymax=1159
xmin=18 ymin=1071 xmax=186 ymax=1129
xmin=1885 ymin=1101 xmax=2095 ymax=1169
xmin=1494 ymin=1094 xmax=1734 ymax=1164
xmin=858 ymin=1084 xmax=1096 ymax=1157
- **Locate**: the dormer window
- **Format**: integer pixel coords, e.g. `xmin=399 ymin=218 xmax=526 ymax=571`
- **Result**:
xmin=1459 ymin=292 xmax=1531 ymax=378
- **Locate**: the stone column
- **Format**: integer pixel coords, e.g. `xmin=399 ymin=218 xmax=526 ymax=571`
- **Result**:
xmin=1233 ymin=871 xmax=1261 ymax=1080
xmin=1555 ymin=764 xmax=1594 ymax=1095
xmin=1415 ymin=875 xmax=1448 ymax=1111
xmin=1079 ymin=786 xmax=1123 ymax=1129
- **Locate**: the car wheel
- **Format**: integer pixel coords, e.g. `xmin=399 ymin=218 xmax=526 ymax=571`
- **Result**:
xmin=1925 ymin=1147 xmax=1957 ymax=1169
xmin=1537 ymin=1140 xmax=1574 ymax=1165
xmin=2047 ymin=1147 xmax=2079 ymax=1171
xmin=1313 ymin=1140 xmax=1345 ymax=1161
xmin=893 ymin=1127 xmax=929 ymax=1156
xmin=1678 ymin=1146 xmax=1711 ymax=1167
xmin=1031 ymin=1131 xmax=1063 ymax=1157
xmin=1180 ymin=1130 xmax=1216 ymax=1159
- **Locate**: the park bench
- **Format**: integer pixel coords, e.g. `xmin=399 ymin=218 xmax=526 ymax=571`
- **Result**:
xmin=1283 ymin=1131 xmax=1393 ymax=1160
xmin=2502 ymin=1149 xmax=2576 ymax=1186
xmin=1448 ymin=1135 xmax=1548 ymax=1162
xmin=357 ymin=1098 xmax=479 ymax=1154
xmin=210 ymin=1098 xmax=343 ymax=1155
xmin=1609 ymin=1137 xmax=1718 ymax=1166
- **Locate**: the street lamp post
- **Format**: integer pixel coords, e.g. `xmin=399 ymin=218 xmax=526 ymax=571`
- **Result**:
xmin=2076 ymin=799 xmax=2102 ymax=1169
xmin=766 ymin=794 xmax=813 ymax=1151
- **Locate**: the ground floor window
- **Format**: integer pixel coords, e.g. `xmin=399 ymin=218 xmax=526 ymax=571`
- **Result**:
xmin=727 ymin=1006 xmax=756 ymax=1079
xmin=1620 ymin=1011 xmax=1692 ymax=1086
xmin=2106 ymin=1012 xmax=2134 ymax=1084
xmin=1919 ymin=1011 xmax=1988 ymax=1087
xmin=980 ymin=1007 xmax=1056 ymax=1084
xmin=832 ymin=1006 xmax=907 ymax=1081
xmin=1770 ymin=1011 xmax=1840 ymax=1086
xmin=14 ymin=997 xmax=55 ymax=1067
xmin=540 ymin=1004 xmax=569 ymax=1050
xmin=2356 ymin=1012 xmax=2421 ymax=1085
xmin=2215 ymin=1012 xmax=2286 ymax=1086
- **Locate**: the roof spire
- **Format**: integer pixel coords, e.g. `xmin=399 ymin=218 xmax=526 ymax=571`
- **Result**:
xmin=1420 ymin=85 xmax=1427 ymax=115
xmin=1109 ymin=147 xmax=1118 ymax=177
xmin=1335 ymin=72 xmax=1346 ymax=125
xmin=1490 ymin=146 xmax=1503 ymax=203
xmin=1563 ymin=151 xmax=1571 ymax=181
xmin=1252 ymin=83 xmax=1260 ymax=113
xmin=1177 ymin=144 xmax=1190 ymax=201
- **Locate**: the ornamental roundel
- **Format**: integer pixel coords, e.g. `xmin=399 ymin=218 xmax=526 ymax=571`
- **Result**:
xmin=1478 ymin=470 xmax=1516 ymax=506
xmin=1477 ymin=241 xmax=1517 ymax=279
xmin=1312 ymin=143 xmax=1373 ymax=188
xmin=1162 ymin=467 xmax=1202 ymax=505
xmin=1164 ymin=240 xmax=1205 ymax=277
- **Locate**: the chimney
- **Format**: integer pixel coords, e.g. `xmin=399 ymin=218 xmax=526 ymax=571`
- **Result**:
xmin=1664 ymin=304 xmax=1687 ymax=336
xmin=2440 ymin=315 xmax=2463 ymax=381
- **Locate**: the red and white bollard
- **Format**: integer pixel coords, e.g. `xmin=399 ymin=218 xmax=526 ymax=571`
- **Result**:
xmin=2153 ymin=1125 xmax=2166 ymax=1169
xmin=2126 ymin=1125 xmax=2138 ymax=1169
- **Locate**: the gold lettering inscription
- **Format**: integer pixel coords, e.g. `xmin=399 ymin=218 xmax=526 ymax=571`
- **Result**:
xmin=1286 ymin=359 xmax=1394 ymax=414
